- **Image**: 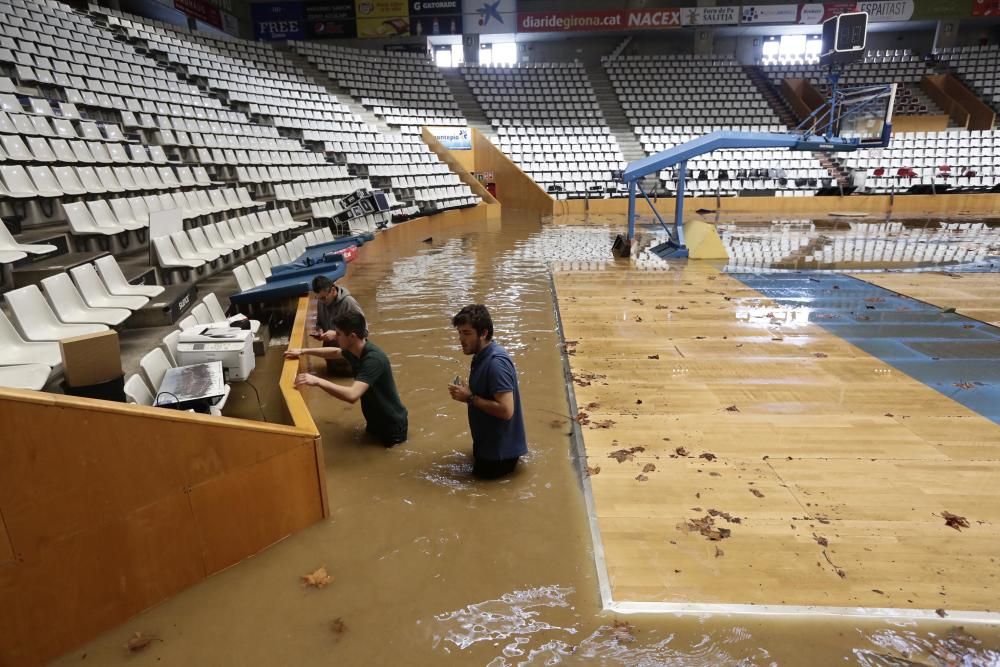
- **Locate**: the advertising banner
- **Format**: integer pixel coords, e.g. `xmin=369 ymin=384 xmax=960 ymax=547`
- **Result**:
xmin=307 ymin=0 xmax=357 ymax=38
xmin=430 ymin=126 xmax=471 ymax=150
xmin=409 ymin=0 xmax=459 ymax=16
xmin=740 ymin=4 xmax=799 ymax=23
xmin=355 ymin=0 xmax=409 ymax=37
xmin=796 ymin=2 xmax=856 ymax=23
xmin=410 ymin=0 xmax=461 ymax=34
xmin=855 ymin=0 xmax=914 ymax=21
xmin=464 ymin=0 xmax=516 ymax=34
xmin=174 ymin=0 xmax=222 ymax=27
xmin=971 ymin=0 xmax=1000 ymax=15
xmin=252 ymin=2 xmax=306 ymax=40
xmin=679 ymin=5 xmax=739 ymax=26
xmin=517 ymin=8 xmax=680 ymax=33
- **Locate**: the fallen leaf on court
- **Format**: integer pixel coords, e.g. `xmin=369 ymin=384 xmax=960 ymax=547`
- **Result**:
xmin=635 ymin=315 xmax=643 ymax=322
xmin=330 ymin=618 xmax=347 ymax=638
xmin=675 ymin=446 xmax=689 ymax=457
xmin=814 ymin=534 xmax=829 ymax=547
xmin=635 ymin=474 xmax=648 ymax=482
xmin=124 ymin=632 xmax=159 ymax=653
xmin=647 ymin=354 xmax=659 ymax=359
xmin=585 ymin=465 xmax=601 ymax=477
xmin=642 ymin=463 xmax=656 ymax=473
xmin=655 ymin=305 xmax=669 ymax=310
xmin=681 ymin=515 xmax=732 ymax=541
xmin=715 ymin=546 xmax=724 ymax=558
xmin=632 ymin=298 xmax=644 ymax=305
xmin=636 ymin=399 xmax=643 ymax=405
xmin=936 ymin=609 xmax=947 ymax=618
xmin=941 ymin=511 xmax=970 ymax=531
xmin=725 ymin=405 xmax=739 ymax=412
xmin=608 ymin=446 xmax=645 ymax=463
xmin=815 ymin=514 xmax=831 ymax=525
xmin=301 ymin=567 xmax=332 ymax=589
xmin=750 ymin=488 xmax=765 ymax=498
xmin=884 ymin=413 xmax=894 ymax=417
xmin=813 ymin=352 xmax=828 ymax=358
xmin=574 ymin=411 xmax=590 ymax=425
xmin=708 ymin=509 xmax=741 ymax=524
xmin=872 ymin=589 xmax=884 ymax=595
xmin=585 ymin=402 xmax=600 ymax=410
xmin=694 ymin=336 xmax=706 ymax=339
xmin=590 ymin=419 xmax=616 ymax=429
xmin=700 ymin=452 xmax=717 ymax=461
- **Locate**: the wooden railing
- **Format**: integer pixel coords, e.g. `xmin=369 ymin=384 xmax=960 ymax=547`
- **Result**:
xmin=0 ymin=313 xmax=328 ymax=667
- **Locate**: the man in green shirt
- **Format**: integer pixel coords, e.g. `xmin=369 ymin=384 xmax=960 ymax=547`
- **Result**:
xmin=286 ymin=311 xmax=408 ymax=447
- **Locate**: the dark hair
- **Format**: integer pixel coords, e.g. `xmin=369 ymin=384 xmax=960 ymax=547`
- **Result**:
xmin=452 ymin=304 xmax=493 ymax=340
xmin=312 ymin=275 xmax=334 ymax=293
xmin=333 ymin=310 xmax=367 ymax=339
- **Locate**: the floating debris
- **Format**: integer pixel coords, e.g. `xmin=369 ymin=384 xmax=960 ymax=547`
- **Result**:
xmin=301 ymin=567 xmax=332 ymax=589
xmin=124 ymin=632 xmax=160 ymax=654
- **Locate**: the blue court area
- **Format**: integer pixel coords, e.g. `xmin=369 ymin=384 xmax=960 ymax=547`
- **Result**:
xmin=731 ymin=272 xmax=1000 ymax=425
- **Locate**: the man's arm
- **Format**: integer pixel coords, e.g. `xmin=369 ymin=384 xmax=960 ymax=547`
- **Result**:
xmin=448 ymin=383 xmax=515 ymax=421
xmin=295 ymin=373 xmax=369 ymax=404
xmin=285 ymin=346 xmax=343 ymax=360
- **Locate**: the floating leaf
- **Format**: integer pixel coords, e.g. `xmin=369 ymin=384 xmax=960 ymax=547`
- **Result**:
xmin=124 ymin=632 xmax=159 ymax=654
xmin=301 ymin=566 xmax=332 ymax=589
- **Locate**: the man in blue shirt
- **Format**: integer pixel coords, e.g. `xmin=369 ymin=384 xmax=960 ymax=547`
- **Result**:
xmin=448 ymin=304 xmax=528 ymax=479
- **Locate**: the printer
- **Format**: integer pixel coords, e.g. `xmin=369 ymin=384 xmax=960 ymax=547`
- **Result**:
xmin=176 ymin=326 xmax=255 ymax=381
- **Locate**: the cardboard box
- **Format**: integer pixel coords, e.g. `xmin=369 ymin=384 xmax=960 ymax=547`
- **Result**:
xmin=59 ymin=330 xmax=123 ymax=388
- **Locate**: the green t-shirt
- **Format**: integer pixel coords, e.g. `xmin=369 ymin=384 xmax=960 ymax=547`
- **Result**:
xmin=341 ymin=341 xmax=408 ymax=439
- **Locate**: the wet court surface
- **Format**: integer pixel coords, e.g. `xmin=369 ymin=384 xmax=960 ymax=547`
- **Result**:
xmin=51 ymin=212 xmax=1000 ymax=665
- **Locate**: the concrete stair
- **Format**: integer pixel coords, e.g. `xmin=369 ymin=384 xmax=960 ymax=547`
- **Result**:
xmin=587 ymin=64 xmax=658 ymax=193
xmin=440 ymin=69 xmax=497 ymax=144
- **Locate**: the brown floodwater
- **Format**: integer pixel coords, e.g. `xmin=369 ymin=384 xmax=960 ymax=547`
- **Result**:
xmin=50 ymin=211 xmax=1000 ymax=666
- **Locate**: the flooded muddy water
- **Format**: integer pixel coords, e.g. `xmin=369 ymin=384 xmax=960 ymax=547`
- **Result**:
xmin=50 ymin=212 xmax=1000 ymax=666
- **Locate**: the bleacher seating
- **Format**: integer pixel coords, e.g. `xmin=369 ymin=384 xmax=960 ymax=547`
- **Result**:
xmin=761 ymin=49 xmax=944 ymax=117
xmin=936 ymin=44 xmax=1000 ymax=114
xmin=605 ymin=54 xmax=827 ymax=196
xmin=291 ymin=41 xmax=465 ymax=129
xmin=841 ymin=129 xmax=1000 ymax=192
xmin=462 ymin=62 xmax=626 ymax=197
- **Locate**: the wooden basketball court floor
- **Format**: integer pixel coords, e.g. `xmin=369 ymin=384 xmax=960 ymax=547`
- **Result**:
xmin=552 ymin=263 xmax=1000 ymax=620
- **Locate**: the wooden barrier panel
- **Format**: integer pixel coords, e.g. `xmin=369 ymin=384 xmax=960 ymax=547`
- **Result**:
xmin=892 ymin=114 xmax=950 ymax=134
xmin=558 ymin=192 xmax=1000 ymax=217
xmin=928 ymin=74 xmax=996 ymax=131
xmin=420 ymin=127 xmax=501 ymax=221
xmin=0 ymin=377 xmax=326 ymax=665
xmin=781 ymin=78 xmax=824 ymax=124
xmin=471 ymin=128 xmax=554 ymax=216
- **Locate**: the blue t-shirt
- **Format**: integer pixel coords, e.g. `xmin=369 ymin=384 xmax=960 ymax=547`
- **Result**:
xmin=467 ymin=342 xmax=528 ymax=461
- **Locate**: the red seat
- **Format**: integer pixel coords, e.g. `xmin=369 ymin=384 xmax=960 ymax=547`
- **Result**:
xmin=873 ymin=167 xmax=885 ymax=177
